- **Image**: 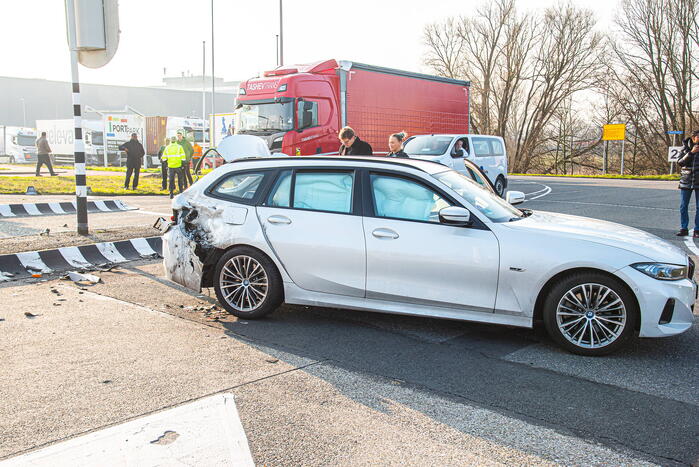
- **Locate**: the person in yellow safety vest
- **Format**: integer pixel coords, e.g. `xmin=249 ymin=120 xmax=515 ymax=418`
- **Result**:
xmin=192 ymin=142 xmax=203 ymax=175
xmin=161 ymin=136 xmax=186 ymax=199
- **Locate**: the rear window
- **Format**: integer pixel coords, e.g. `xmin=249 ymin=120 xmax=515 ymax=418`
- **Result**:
xmin=490 ymin=139 xmax=504 ymax=156
xmin=211 ymin=171 xmax=267 ymax=202
xmin=404 ymin=136 xmax=454 ymax=156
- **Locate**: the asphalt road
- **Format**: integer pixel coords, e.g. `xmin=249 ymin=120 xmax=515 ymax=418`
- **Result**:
xmin=1 ymin=176 xmax=697 ymax=465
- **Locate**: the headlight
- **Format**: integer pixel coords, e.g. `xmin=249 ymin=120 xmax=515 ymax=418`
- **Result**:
xmin=632 ymin=263 xmax=687 ymax=281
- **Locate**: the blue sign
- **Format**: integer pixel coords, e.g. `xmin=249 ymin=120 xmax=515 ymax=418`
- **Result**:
xmin=667 ymin=130 xmax=683 ymax=134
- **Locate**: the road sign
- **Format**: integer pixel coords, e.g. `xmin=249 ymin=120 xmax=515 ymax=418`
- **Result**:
xmin=668 ymin=146 xmax=683 ymax=162
xmin=667 ymin=130 xmax=684 ymax=135
xmin=602 ymin=124 xmax=626 ymax=141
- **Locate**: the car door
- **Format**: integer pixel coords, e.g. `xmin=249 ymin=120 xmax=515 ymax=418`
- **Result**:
xmin=362 ymin=170 xmax=499 ymax=312
xmin=256 ymin=168 xmax=366 ymax=297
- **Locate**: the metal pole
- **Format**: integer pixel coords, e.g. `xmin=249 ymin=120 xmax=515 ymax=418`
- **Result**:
xmin=65 ymin=0 xmax=88 ymax=235
xmin=620 ymin=140 xmax=625 ymax=175
xmin=671 ymin=133 xmax=677 ymax=174
xmin=603 ymin=140 xmax=608 ymax=175
xmin=276 ymin=34 xmax=279 ymax=67
xmin=211 ymin=0 xmax=215 ymax=148
xmin=20 ymin=98 xmax=26 ymax=127
xmin=279 ymin=0 xmax=283 ymax=66
xmin=202 ymin=40 xmax=206 ymax=144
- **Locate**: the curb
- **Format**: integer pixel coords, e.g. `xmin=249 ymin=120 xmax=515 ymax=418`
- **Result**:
xmin=0 ymin=236 xmax=162 ymax=281
xmin=0 ymin=199 xmax=136 ymax=218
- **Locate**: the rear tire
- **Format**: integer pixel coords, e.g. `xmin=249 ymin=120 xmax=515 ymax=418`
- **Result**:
xmin=214 ymin=246 xmax=283 ymax=319
xmin=543 ymin=272 xmax=638 ymax=356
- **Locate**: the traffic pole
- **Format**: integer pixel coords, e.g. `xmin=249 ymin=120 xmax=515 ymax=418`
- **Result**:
xmin=620 ymin=140 xmax=625 ymax=175
xmin=66 ymin=0 xmax=88 ymax=235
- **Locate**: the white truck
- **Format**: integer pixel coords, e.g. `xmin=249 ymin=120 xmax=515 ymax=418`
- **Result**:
xmin=0 ymin=126 xmax=37 ymax=164
xmin=35 ymin=119 xmax=105 ymax=165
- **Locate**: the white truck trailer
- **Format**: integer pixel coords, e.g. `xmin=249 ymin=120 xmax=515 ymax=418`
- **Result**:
xmin=0 ymin=126 xmax=37 ymax=163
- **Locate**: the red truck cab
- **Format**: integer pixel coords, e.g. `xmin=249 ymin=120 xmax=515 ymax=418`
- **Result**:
xmin=235 ymin=59 xmax=470 ymax=156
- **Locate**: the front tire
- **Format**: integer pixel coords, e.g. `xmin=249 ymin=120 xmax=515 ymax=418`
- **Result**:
xmin=494 ymin=176 xmax=506 ymax=197
xmin=543 ymin=272 xmax=638 ymax=356
xmin=214 ymin=246 xmax=283 ymax=319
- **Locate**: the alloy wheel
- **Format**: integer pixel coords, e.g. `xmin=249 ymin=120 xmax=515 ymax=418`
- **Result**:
xmin=555 ymin=283 xmax=627 ymax=349
xmin=219 ymin=255 xmax=269 ymax=312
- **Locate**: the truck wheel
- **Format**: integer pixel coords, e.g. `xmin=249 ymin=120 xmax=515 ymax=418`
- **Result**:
xmin=213 ymin=246 xmax=283 ymax=319
xmin=543 ymin=272 xmax=638 ymax=356
xmin=494 ymin=176 xmax=506 ymax=197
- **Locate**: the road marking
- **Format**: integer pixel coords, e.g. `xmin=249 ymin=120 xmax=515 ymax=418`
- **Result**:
xmin=526 ymin=185 xmax=552 ymax=200
xmin=57 ymin=247 xmax=93 ymax=269
xmin=15 ymin=251 xmax=52 ymax=274
xmin=1 ymin=393 xmax=254 ymax=466
xmin=21 ymin=203 xmax=42 ymax=216
xmin=95 ymin=242 xmax=128 ymax=263
xmin=531 ymin=199 xmax=677 ymax=211
xmin=132 ymin=209 xmax=171 ymax=216
xmin=47 ymin=202 xmax=66 ymax=214
xmin=93 ymin=200 xmax=111 ymax=212
xmin=131 ymin=237 xmax=158 ymax=256
xmin=683 ymin=237 xmax=699 ymax=256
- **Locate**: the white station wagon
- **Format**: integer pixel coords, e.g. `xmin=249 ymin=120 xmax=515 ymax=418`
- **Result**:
xmin=160 ymin=156 xmax=695 ymax=356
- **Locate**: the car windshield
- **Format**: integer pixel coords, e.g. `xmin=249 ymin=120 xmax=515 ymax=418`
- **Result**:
xmin=236 ymin=102 xmax=294 ymax=134
xmin=17 ymin=135 xmax=36 ymax=146
xmin=433 ymin=169 xmax=523 ymax=222
xmin=403 ymin=136 xmax=454 ymax=156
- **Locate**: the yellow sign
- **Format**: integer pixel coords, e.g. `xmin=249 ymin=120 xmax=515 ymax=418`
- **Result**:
xmin=602 ymin=124 xmax=626 ymax=141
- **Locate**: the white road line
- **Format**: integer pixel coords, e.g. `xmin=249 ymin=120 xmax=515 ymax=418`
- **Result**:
xmin=47 ymin=202 xmax=66 ymax=214
xmin=534 ymin=199 xmax=677 ymax=211
xmin=21 ymin=203 xmax=42 ymax=216
xmin=15 ymin=251 xmax=52 ymax=274
xmin=93 ymin=200 xmax=111 ymax=212
xmin=0 ymin=205 xmax=15 ymax=217
xmin=131 ymin=237 xmax=157 ymax=256
xmin=95 ymin=242 xmax=128 ymax=263
xmin=132 ymin=209 xmax=171 ymax=216
xmin=1 ymin=393 xmax=254 ymax=466
xmin=58 ymin=247 xmax=93 ymax=268
xmin=684 ymin=237 xmax=699 ymax=256
xmin=527 ymin=185 xmax=552 ymax=200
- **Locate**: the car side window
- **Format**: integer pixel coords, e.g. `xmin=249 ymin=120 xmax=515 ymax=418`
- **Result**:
xmin=472 ymin=137 xmax=492 ymax=157
xmin=266 ymin=170 xmax=292 ymax=207
xmin=490 ymin=139 xmax=504 ymax=156
xmin=266 ymin=170 xmax=354 ymax=214
xmin=370 ymin=174 xmax=451 ymax=223
xmin=211 ymin=171 xmax=267 ymax=201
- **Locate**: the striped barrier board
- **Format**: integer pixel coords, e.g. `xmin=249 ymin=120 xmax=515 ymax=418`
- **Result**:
xmin=0 ymin=200 xmax=136 ymax=218
xmin=0 ymin=236 xmax=162 ymax=280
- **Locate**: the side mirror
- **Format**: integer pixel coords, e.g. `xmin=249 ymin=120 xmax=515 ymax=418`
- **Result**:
xmin=451 ymin=149 xmax=465 ymax=159
xmin=506 ymin=190 xmax=526 ymax=205
xmin=439 ymin=206 xmax=472 ymax=226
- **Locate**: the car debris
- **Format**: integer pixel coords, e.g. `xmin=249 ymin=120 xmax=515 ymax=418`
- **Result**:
xmin=64 ymin=271 xmax=101 ymax=284
xmin=24 ymin=312 xmax=38 ymax=318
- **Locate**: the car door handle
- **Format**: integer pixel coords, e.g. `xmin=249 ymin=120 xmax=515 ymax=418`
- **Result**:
xmin=267 ymin=215 xmax=291 ymax=225
xmin=372 ymin=228 xmax=399 ymax=239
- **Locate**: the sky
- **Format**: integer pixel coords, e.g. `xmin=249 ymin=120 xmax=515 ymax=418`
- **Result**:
xmin=1 ymin=0 xmax=616 ymax=87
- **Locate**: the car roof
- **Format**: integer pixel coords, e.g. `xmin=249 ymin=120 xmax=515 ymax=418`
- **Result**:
xmin=230 ymin=155 xmax=451 ymax=175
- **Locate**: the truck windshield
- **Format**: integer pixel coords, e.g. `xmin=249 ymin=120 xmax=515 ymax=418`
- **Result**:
xmin=192 ymin=130 xmax=209 ymax=143
xmin=91 ymin=132 xmax=104 ymax=146
xmin=404 ymin=136 xmax=454 ymax=156
xmin=237 ymin=102 xmax=294 ymax=134
xmin=16 ymin=135 xmax=36 ymax=146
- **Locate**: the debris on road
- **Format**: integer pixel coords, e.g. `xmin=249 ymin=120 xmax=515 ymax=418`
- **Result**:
xmin=39 ymin=228 xmax=50 ymax=236
xmin=64 ymin=271 xmax=101 ymax=284
xmin=24 ymin=312 xmax=38 ymax=318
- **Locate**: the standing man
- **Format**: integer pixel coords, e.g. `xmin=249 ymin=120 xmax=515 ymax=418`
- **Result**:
xmin=162 ymin=136 xmax=186 ymax=199
xmin=176 ymin=131 xmax=194 ymax=188
xmin=158 ymin=137 xmax=169 ymax=190
xmin=192 ymin=141 xmax=203 ymax=177
xmin=677 ymin=130 xmax=699 ymax=237
xmin=118 ymin=133 xmax=145 ymax=190
xmin=35 ymin=131 xmax=57 ymax=176
xmin=338 ymin=126 xmax=373 ymax=155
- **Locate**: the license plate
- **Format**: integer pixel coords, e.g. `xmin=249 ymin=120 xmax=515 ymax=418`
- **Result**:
xmin=154 ymin=217 xmax=172 ymax=234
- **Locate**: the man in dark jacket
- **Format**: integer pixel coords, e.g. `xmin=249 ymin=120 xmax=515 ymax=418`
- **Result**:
xmin=338 ymin=126 xmax=373 ymax=155
xmin=177 ymin=131 xmax=194 ymax=188
xmin=676 ymin=130 xmax=699 ymax=236
xmin=35 ymin=132 xmax=57 ymax=176
xmin=118 ymin=133 xmax=145 ymax=190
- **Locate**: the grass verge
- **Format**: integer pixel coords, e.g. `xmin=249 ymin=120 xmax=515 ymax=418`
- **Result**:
xmin=511 ymin=173 xmax=679 ymax=181
xmin=0 ymin=174 xmax=169 ymax=195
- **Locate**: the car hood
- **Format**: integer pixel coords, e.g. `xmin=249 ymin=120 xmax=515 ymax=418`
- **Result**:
xmin=502 ymin=210 xmax=687 ymax=264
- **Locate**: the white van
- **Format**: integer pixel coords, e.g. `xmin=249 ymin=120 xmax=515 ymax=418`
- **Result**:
xmin=0 ymin=126 xmax=37 ymax=164
xmin=403 ymin=134 xmax=509 ymax=196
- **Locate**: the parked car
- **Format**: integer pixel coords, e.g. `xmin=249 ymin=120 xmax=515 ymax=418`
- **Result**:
xmin=404 ymin=134 xmax=508 ymax=196
xmin=159 ymin=156 xmax=694 ymax=356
